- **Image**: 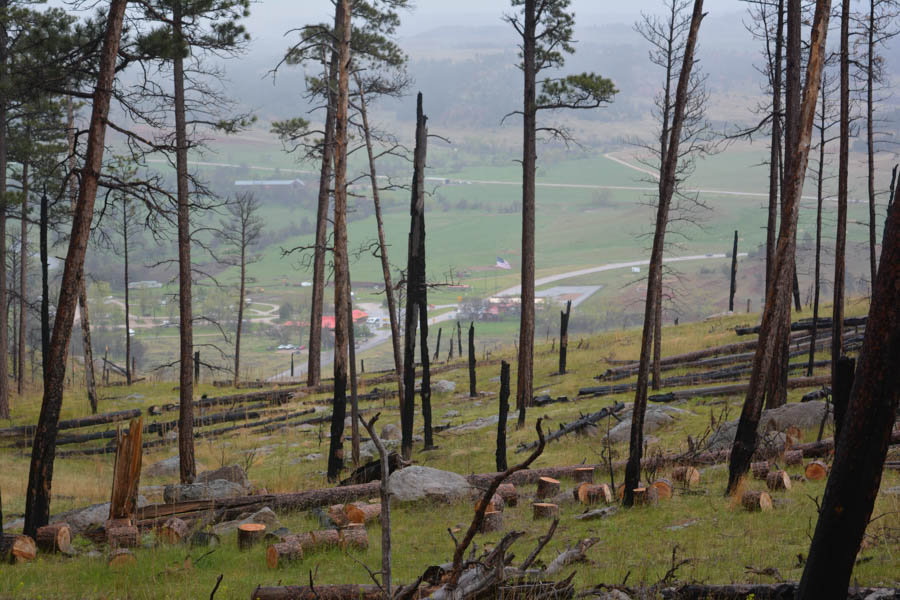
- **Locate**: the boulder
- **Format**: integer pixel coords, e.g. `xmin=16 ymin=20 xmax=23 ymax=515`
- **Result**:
xmin=143 ymin=456 xmax=180 ymax=479
xmin=433 ymin=380 xmax=456 ymax=394
xmin=196 ymin=464 xmax=249 ymax=488
xmin=606 ymin=408 xmax=675 ymax=444
xmin=443 ymin=410 xmax=460 ymax=418
xmin=163 ymin=479 xmax=246 ymax=504
xmin=388 ymin=466 xmax=477 ymax=502
xmin=760 ymin=400 xmax=831 ymax=431
xmin=45 ymin=496 xmax=150 ymax=535
xmin=213 ymin=507 xmax=279 ymax=535
xmin=380 ymin=424 xmax=402 ymax=441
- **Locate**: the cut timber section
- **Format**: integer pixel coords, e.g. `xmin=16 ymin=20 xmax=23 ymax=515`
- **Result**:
xmin=784 ymin=449 xmax=804 ymax=466
xmin=479 ymin=510 xmax=503 ymax=533
xmin=35 ymin=523 xmax=72 ymax=554
xmin=576 ymin=483 xmax=613 ymax=505
xmin=267 ymin=527 xmax=369 ymax=568
xmin=238 ymin=523 xmax=266 ymax=550
xmin=671 ymin=466 xmax=701 ymax=486
xmin=805 ymin=460 xmax=829 ymax=481
xmin=751 ymin=461 xmax=771 ymax=480
xmin=474 ymin=494 xmax=505 ymax=513
xmin=158 ymin=517 xmax=188 ymax=544
xmin=650 ymin=478 xmax=673 ymax=501
xmin=496 ymin=483 xmax=518 ymax=507
xmin=533 ymin=503 xmax=559 ymax=520
xmin=343 ymin=503 xmax=380 ymax=524
xmin=251 ymin=585 xmax=384 ymax=600
xmin=1 ymin=534 xmax=36 ymax=564
xmin=535 ymin=477 xmax=560 ymax=500
xmin=574 ymin=467 xmax=594 ymax=484
xmin=766 ymin=470 xmax=792 ymax=491
xmin=633 ymin=487 xmax=659 ymax=506
xmin=741 ymin=490 xmax=774 ymax=512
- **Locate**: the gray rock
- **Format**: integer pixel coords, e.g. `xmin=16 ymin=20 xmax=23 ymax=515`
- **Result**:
xmin=380 ymin=423 xmax=402 ymax=441
xmin=49 ymin=496 xmax=150 ymax=535
xmin=164 ymin=479 xmax=246 ymax=503
xmin=704 ymin=402 xmax=830 ymax=452
xmin=445 ymin=415 xmax=499 ymax=433
xmin=433 ymin=380 xmax=456 ymax=394
xmin=594 ymin=590 xmax=632 ymax=600
xmin=143 ymin=456 xmax=181 ymax=479
xmin=213 ymin=506 xmax=279 ymax=535
xmin=606 ymin=408 xmax=675 ymax=444
xmin=196 ymin=464 xmax=249 ymax=488
xmin=388 ymin=466 xmax=477 ymax=502
xmin=443 ymin=410 xmax=460 ymax=418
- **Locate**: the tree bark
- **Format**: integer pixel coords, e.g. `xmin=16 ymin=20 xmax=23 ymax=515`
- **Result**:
xmin=40 ymin=193 xmax=49 ymax=382
xmin=234 ymin=229 xmax=246 ymax=387
xmin=808 ymin=78 xmax=827 ymax=377
xmin=401 ymin=93 xmax=428 ymax=461
xmin=832 ymin=0 xmax=850 ymax=382
xmin=516 ymin=0 xmax=538 ymax=429
xmin=797 ymin=186 xmax=900 ymax=600
xmin=726 ymin=0 xmax=831 ymax=495
xmin=831 ymin=355 xmax=854 ymax=442
xmin=433 ymin=327 xmax=441 ymax=361
xmin=420 ymin=301 xmax=433 ymax=450
xmin=766 ymin=0 xmax=785 ymax=299
xmin=0 ymin=0 xmax=8 ymax=419
xmin=866 ymin=0 xmax=877 ymax=289
xmin=468 ymin=321 xmax=476 ymax=397
xmin=348 ymin=293 xmax=359 ymax=465
xmin=559 ymin=300 xmax=570 ymax=374
xmin=122 ymin=199 xmax=131 ymax=385
xmin=327 ymin=0 xmax=351 ymax=483
xmin=624 ymin=0 xmax=705 ymax=507
xmin=496 ymin=360 xmax=509 ymax=472
xmin=729 ymin=230 xmax=738 ymax=312
xmin=173 ymin=0 xmax=195 ymax=485
xmin=18 ymin=161 xmax=28 ymax=396
xmin=22 ymin=0 xmax=127 ymax=537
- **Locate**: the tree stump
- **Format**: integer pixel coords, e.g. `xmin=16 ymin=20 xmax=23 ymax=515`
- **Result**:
xmin=785 ymin=425 xmax=802 ymax=447
xmin=107 ymin=526 xmax=139 ymax=549
xmin=107 ymin=548 xmax=136 ymax=568
xmin=267 ymin=540 xmax=303 ymax=568
xmin=751 ymin=461 xmax=771 ymax=480
xmin=671 ymin=466 xmax=701 ymax=486
xmin=497 ymin=483 xmax=518 ymax=507
xmin=577 ymin=483 xmax=613 ymax=505
xmin=328 ymin=504 xmax=351 ymax=528
xmin=650 ymin=478 xmax=673 ymax=501
xmin=632 ymin=487 xmax=659 ymax=506
xmin=339 ymin=524 xmax=369 ymax=550
xmin=783 ymin=449 xmax=804 ymax=466
xmin=344 ymin=503 xmax=381 ymax=524
xmin=741 ymin=490 xmax=774 ymax=512
xmin=36 ymin=523 xmax=72 ymax=554
xmin=766 ymin=470 xmax=792 ymax=491
xmin=158 ymin=517 xmax=188 ymax=545
xmin=533 ymin=503 xmax=559 ymax=520
xmin=480 ymin=510 xmax=503 ymax=533
xmin=616 ymin=481 xmax=643 ymax=501
xmin=238 ymin=523 xmax=267 ymax=550
xmin=474 ymin=494 xmax=504 ymax=514
xmin=536 ymin=477 xmax=560 ymax=500
xmin=1 ymin=534 xmax=37 ymax=564
xmin=805 ymin=460 xmax=828 ymax=481
xmin=574 ymin=467 xmax=594 ymax=484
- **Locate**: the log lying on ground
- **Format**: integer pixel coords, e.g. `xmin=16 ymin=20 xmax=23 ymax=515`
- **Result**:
xmin=496 ymin=483 xmax=518 ymax=507
xmin=575 ymin=505 xmax=618 ymax=521
xmin=650 ymin=478 xmax=673 ymax=500
xmin=654 ymin=583 xmax=899 ymax=599
xmin=576 ymin=483 xmax=613 ymax=505
xmin=633 ymin=487 xmax=659 ymax=506
xmin=107 ymin=548 xmax=136 ymax=567
xmin=741 ymin=490 xmax=773 ymax=512
xmin=1 ymin=534 xmax=37 ymax=563
xmin=0 ymin=409 xmax=142 ymax=439
xmin=805 ymin=460 xmax=828 ymax=480
xmin=480 ymin=510 xmax=503 ymax=533
xmin=251 ymin=585 xmax=384 ymax=600
xmin=783 ymin=449 xmax=804 ymax=466
xmin=36 ymin=523 xmax=72 ymax=554
xmin=735 ymin=316 xmax=867 ymax=336
xmin=532 ymin=394 xmax=572 ymax=406
xmin=751 ymin=461 xmax=770 ymax=480
xmin=343 ymin=503 xmax=380 ymax=524
xmin=107 ymin=525 xmax=139 ymax=549
xmin=648 ymin=376 xmax=830 ymax=403
xmin=574 ymin=467 xmax=594 ymax=483
xmin=515 ymin=402 xmax=626 ymax=453
xmin=339 ymin=452 xmax=405 ymax=486
xmin=671 ymin=466 xmax=701 ymax=486
xmin=147 ymin=387 xmax=298 ymax=416
xmin=766 ymin=470 xmax=791 ymax=491
xmin=267 ymin=527 xmax=369 ymax=567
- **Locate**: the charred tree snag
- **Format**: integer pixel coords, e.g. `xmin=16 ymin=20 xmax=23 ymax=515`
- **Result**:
xmin=109 ymin=418 xmax=143 ymax=520
xmin=434 ymin=328 xmax=442 ymax=361
xmin=401 ymin=93 xmax=428 ymax=461
xmin=559 ymin=300 xmax=571 ymax=374
xmin=22 ymin=0 xmax=128 ymax=538
xmin=832 ymin=356 xmax=855 ymax=442
xmin=468 ymin=322 xmax=476 ymax=398
xmin=624 ymin=0 xmax=705 ymax=507
xmin=348 ymin=298 xmax=360 ymax=466
xmin=832 ymin=0 xmax=851 ymax=387
xmin=496 ymin=361 xmax=510 ymax=472
xmin=725 ymin=0 xmax=832 ymax=496
xmin=457 ymin=321 xmax=462 ymax=358
xmin=729 ymin=231 xmax=738 ymax=312
xmin=327 ymin=0 xmax=351 ymax=483
xmin=420 ymin=295 xmax=433 ymax=450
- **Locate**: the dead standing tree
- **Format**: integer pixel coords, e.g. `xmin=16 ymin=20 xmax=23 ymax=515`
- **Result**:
xmin=797 ymin=188 xmax=900 ymax=599
xmin=726 ymin=0 xmax=832 ymax=496
xmin=505 ymin=0 xmax=617 ymax=429
xmin=624 ymin=0 xmax=705 ymax=508
xmin=23 ymin=0 xmax=128 ymax=538
xmin=832 ymin=0 xmax=851 ymax=383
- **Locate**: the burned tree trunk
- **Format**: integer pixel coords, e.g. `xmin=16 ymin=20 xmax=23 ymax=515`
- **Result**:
xmin=109 ymin=418 xmax=142 ymax=520
xmin=434 ymin=327 xmax=441 ymax=361
xmin=23 ymin=0 xmax=128 ymax=537
xmin=420 ymin=297 xmax=433 ymax=451
xmin=496 ymin=361 xmax=510 ymax=472
xmin=832 ymin=356 xmax=854 ymax=442
xmin=766 ymin=0 xmax=785 ymax=298
xmin=729 ymin=231 xmax=738 ymax=312
xmin=798 ymin=190 xmax=900 ymax=600
xmin=808 ymin=80 xmax=828 ymax=377
xmin=348 ymin=296 xmax=359 ymax=466
xmin=468 ymin=322 xmax=476 ymax=398
xmin=832 ymin=0 xmax=851 ymax=383
xmin=624 ymin=0 xmax=705 ymax=507
xmin=559 ymin=300 xmax=571 ymax=374
xmin=401 ymin=93 xmax=428 ymax=461
xmin=457 ymin=320 xmax=462 ymax=357
xmin=726 ymin=0 xmax=831 ymax=495
xmin=18 ymin=162 xmax=27 ymax=396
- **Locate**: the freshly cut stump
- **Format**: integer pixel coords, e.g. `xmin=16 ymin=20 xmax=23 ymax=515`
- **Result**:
xmin=533 ymin=503 xmax=559 ymax=520
xmin=474 ymin=494 xmax=504 ymax=514
xmin=108 ymin=548 xmax=136 ymax=567
xmin=783 ymin=449 xmax=804 ymax=466
xmin=105 ymin=517 xmax=133 ymax=530
xmin=344 ymin=502 xmax=382 ymax=524
xmin=36 ymin=523 xmax=72 ymax=554
xmin=267 ymin=540 xmax=303 ymax=568
xmin=107 ymin=526 xmax=139 ymax=549
xmin=574 ymin=467 xmax=594 ymax=484
xmin=650 ymin=478 xmax=673 ymax=501
xmin=805 ymin=460 xmax=828 ymax=481
xmin=497 ymin=483 xmax=518 ymax=507
xmin=632 ymin=487 xmax=659 ymax=506
xmin=339 ymin=524 xmax=369 ymax=550
xmin=577 ymin=483 xmax=613 ymax=505
xmin=671 ymin=466 xmax=700 ymax=486
xmin=616 ymin=481 xmax=643 ymax=500
xmin=238 ymin=523 xmax=267 ymax=550
xmin=741 ymin=490 xmax=774 ymax=512
xmin=158 ymin=517 xmax=188 ymax=545
xmin=536 ymin=477 xmax=560 ymax=500
xmin=751 ymin=461 xmax=771 ymax=480
xmin=766 ymin=470 xmax=792 ymax=492
xmin=480 ymin=510 xmax=503 ymax=533
xmin=1 ymin=534 xmax=36 ymax=564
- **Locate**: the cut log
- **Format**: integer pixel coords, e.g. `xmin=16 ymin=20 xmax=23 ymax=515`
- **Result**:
xmin=338 ymin=524 xmax=368 ymax=550
xmin=238 ymin=523 xmax=267 ymax=550
xmin=766 ymin=470 xmax=792 ymax=491
xmin=616 ymin=481 xmax=643 ymax=501
xmin=657 ymin=583 xmax=899 ymax=599
xmin=646 ymin=376 xmax=830 ymax=403
xmin=671 ymin=466 xmax=701 ymax=486
xmin=533 ymin=503 xmax=559 ymax=520
xmin=805 ymin=460 xmax=828 ymax=481
xmin=107 ymin=525 xmax=139 ymax=549
xmin=327 ymin=504 xmax=351 ymax=528
xmin=535 ymin=477 xmax=560 ymax=500
xmin=251 ymin=585 xmax=384 ymax=600
xmin=515 ymin=402 xmax=626 ymax=452
xmin=35 ymin=523 xmax=72 ymax=554
xmin=157 ymin=517 xmax=188 ymax=545
xmin=267 ymin=539 xmax=302 ymax=568
xmin=480 ymin=510 xmax=503 ymax=533
xmin=107 ymin=548 xmax=136 ymax=567
xmin=577 ymin=483 xmax=613 ymax=505
xmin=343 ymin=502 xmax=381 ymax=524
xmin=741 ymin=490 xmax=774 ymax=512
xmin=474 ymin=494 xmax=504 ymax=514
xmin=751 ymin=461 xmax=771 ymax=480
xmin=0 ymin=408 xmax=143 ymax=439
xmin=650 ymin=478 xmax=673 ymax=501
xmin=783 ymin=449 xmax=804 ymax=466
xmin=496 ymin=483 xmax=518 ymax=507
xmin=105 ymin=517 xmax=133 ymax=529
xmin=573 ymin=467 xmax=594 ymax=484
xmin=633 ymin=487 xmax=659 ymax=506
xmin=1 ymin=534 xmax=37 ymax=563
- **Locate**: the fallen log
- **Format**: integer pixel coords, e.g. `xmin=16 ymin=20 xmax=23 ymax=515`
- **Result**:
xmin=147 ymin=388 xmax=298 ymax=416
xmin=1 ymin=534 xmax=37 ymax=563
xmin=648 ymin=376 xmax=830 ymax=403
xmin=741 ymin=490 xmax=773 ymax=512
xmin=158 ymin=517 xmax=189 ymax=544
xmin=339 ymin=452 xmax=405 ymax=486
xmin=574 ymin=505 xmax=617 ymax=521
xmin=805 ymin=460 xmax=828 ymax=481
xmin=657 ymin=583 xmax=899 ymax=599
xmin=251 ymin=585 xmax=384 ymax=600
xmin=515 ymin=402 xmax=626 ymax=453
xmin=36 ymin=523 xmax=72 ymax=554
xmin=0 ymin=409 xmax=142 ymax=439
xmin=766 ymin=470 xmax=791 ymax=491
xmin=532 ymin=395 xmax=572 ymax=407
xmin=736 ymin=316 xmax=867 ymax=336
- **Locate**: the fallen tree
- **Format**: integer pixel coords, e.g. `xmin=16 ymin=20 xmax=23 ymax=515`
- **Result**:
xmin=648 ymin=376 xmax=830 ymax=403
xmin=0 ymin=409 xmax=142 ymax=439
xmin=515 ymin=402 xmax=626 ymax=453
xmin=735 ymin=316 xmax=867 ymax=336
